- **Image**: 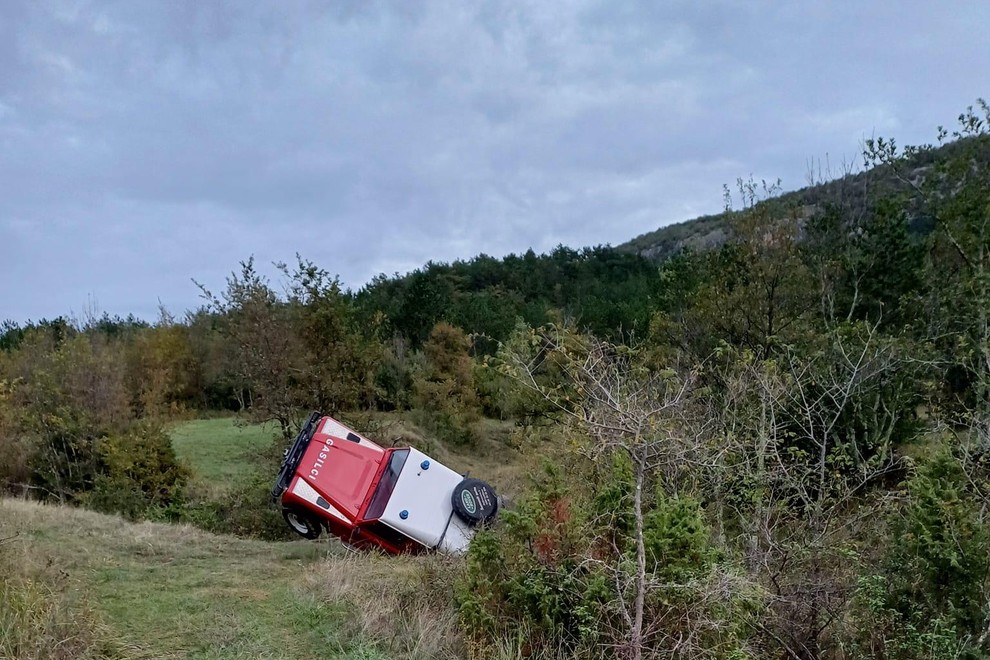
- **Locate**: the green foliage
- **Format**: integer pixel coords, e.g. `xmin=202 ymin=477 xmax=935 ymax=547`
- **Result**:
xmin=851 ymin=573 xmax=967 ymax=660
xmin=492 ymin=321 xmax=588 ymax=423
xmin=805 ymin=198 xmax=925 ymax=327
xmin=84 ymin=423 xmax=189 ymax=520
xmin=655 ymin=198 xmax=817 ymax=361
xmin=373 ymin=336 xmax=416 ymax=411
xmin=357 ymin=246 xmax=661 ymax=348
xmin=458 ymin=457 xmax=754 ymax=658
xmin=412 ymin=323 xmax=481 ymax=445
xmin=457 ymin=464 xmax=611 ymax=657
xmin=591 ymin=452 xmax=634 ymax=543
xmin=643 ymin=493 xmax=713 ymax=580
xmin=281 ymin=256 xmax=383 ymax=415
xmin=196 ymin=258 xmax=307 ymax=437
xmin=884 ymin=453 xmax=990 ymax=645
xmin=840 ymin=450 xmax=990 ymax=658
xmin=0 ymin=381 xmax=32 ymax=492
xmin=197 ymin=256 xmax=384 ymax=438
xmin=180 ymin=471 xmax=292 ymax=540
xmin=125 ymin=319 xmax=200 ymax=416
xmin=0 ymin=325 xmax=188 ymax=520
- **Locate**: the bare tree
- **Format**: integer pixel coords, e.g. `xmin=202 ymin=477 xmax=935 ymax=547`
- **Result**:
xmin=504 ymin=326 xmax=717 ymax=660
xmin=717 ymin=320 xmax=911 ymax=658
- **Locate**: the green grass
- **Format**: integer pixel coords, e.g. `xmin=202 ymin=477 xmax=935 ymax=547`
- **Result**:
xmin=1 ymin=498 xmax=395 ymax=659
xmin=170 ymin=418 xmax=279 ymax=494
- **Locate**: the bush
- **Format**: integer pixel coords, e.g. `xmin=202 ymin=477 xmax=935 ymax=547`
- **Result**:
xmin=458 ymin=458 xmax=758 ymax=659
xmin=858 ymin=451 xmax=990 ymax=658
xmin=179 ymin=472 xmax=292 ymax=541
xmin=643 ymin=493 xmax=714 ymax=580
xmin=851 ymin=573 xmax=966 ymax=660
xmin=457 ymin=464 xmax=611 ymax=657
xmin=0 ymin=380 xmax=32 ymax=494
xmin=83 ymin=423 xmax=189 ymax=519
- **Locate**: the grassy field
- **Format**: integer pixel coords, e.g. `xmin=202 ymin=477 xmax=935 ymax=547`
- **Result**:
xmin=170 ymin=418 xmax=280 ymax=494
xmin=0 ymin=498 xmax=463 ymax=659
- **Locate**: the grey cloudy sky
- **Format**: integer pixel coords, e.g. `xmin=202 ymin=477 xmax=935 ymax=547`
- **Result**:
xmin=1 ymin=1 xmax=987 ymax=323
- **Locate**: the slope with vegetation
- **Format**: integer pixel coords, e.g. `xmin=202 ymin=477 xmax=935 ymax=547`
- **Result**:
xmin=618 ymin=130 xmax=990 ymax=262
xmin=0 ymin=498 xmax=467 ymax=659
xmin=2 ymin=100 xmax=990 ymax=659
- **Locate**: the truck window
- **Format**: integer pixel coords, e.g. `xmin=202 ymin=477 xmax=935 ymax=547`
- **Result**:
xmin=364 ymin=449 xmax=409 ymax=520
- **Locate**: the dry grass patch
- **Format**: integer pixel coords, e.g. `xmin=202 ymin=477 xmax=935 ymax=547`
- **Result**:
xmin=0 ymin=524 xmax=123 ymax=659
xmin=302 ymin=552 xmax=466 ymax=660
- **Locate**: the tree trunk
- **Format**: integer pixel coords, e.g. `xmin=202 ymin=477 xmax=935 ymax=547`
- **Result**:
xmin=631 ymin=455 xmax=646 ymax=660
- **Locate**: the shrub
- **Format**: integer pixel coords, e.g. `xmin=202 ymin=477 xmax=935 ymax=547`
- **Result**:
xmin=457 ymin=464 xmax=611 ymax=657
xmin=0 ymin=380 xmax=32 ymax=494
xmin=412 ymin=323 xmax=481 ymax=445
xmin=180 ymin=472 xmax=293 ymax=540
xmin=643 ymin=493 xmax=714 ymax=581
xmin=458 ymin=458 xmax=758 ymax=659
xmin=860 ymin=451 xmax=990 ymax=658
xmin=84 ymin=422 xmax=189 ymax=519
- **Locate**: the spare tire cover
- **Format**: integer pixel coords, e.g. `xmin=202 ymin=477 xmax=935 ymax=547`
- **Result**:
xmin=451 ymin=478 xmax=499 ymax=526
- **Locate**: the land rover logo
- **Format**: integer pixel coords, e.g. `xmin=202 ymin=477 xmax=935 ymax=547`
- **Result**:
xmin=452 ymin=478 xmax=499 ymax=526
xmin=460 ymin=490 xmax=477 ymax=514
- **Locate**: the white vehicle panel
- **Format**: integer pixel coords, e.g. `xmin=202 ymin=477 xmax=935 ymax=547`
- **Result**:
xmin=379 ymin=448 xmax=474 ymax=553
xmin=319 ymin=418 xmax=384 ymax=454
xmin=291 ymin=477 xmax=348 ymax=522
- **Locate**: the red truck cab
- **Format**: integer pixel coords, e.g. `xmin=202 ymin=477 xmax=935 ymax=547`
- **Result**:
xmin=272 ymin=412 xmax=498 ymax=554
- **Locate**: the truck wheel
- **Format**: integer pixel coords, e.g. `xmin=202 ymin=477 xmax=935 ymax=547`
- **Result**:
xmin=451 ymin=478 xmax=499 ymax=526
xmin=282 ymin=507 xmax=322 ymax=539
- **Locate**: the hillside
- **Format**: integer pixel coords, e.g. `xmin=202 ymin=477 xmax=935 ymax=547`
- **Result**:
xmin=616 ymin=137 xmax=985 ymax=261
xmin=4 ymin=108 xmax=990 ymax=659
xmin=0 ymin=498 xmax=465 ymax=659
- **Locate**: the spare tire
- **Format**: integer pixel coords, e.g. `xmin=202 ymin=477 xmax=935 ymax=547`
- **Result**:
xmin=451 ymin=478 xmax=499 ymax=526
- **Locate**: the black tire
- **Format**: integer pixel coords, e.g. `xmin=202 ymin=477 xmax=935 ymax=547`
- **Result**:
xmin=282 ymin=507 xmax=322 ymax=539
xmin=451 ymin=478 xmax=499 ymax=526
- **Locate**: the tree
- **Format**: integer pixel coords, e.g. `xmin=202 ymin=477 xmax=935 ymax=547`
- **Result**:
xmin=652 ymin=180 xmax=818 ymax=361
xmin=504 ymin=327 xmax=719 ymax=660
xmin=126 ymin=309 xmax=199 ymax=417
xmin=280 ymin=256 xmax=382 ymax=415
xmin=865 ymin=101 xmax=990 ymax=430
xmin=197 ymin=258 xmax=303 ymax=438
xmin=413 ymin=322 xmax=480 ymax=445
xmin=716 ymin=321 xmax=919 ymax=658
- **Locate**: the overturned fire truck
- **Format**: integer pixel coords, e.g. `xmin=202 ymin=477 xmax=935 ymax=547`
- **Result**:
xmin=271 ymin=412 xmax=499 ymax=554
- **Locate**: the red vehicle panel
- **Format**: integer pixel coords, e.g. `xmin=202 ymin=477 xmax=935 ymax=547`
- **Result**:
xmin=297 ymin=422 xmax=384 ymax=518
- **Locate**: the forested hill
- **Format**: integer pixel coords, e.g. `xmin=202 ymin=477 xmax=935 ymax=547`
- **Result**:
xmin=355 ymin=246 xmax=661 ymax=348
xmin=618 ymin=134 xmax=985 ymax=261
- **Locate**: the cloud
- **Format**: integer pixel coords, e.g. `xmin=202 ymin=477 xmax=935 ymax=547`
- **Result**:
xmin=1 ymin=0 xmax=988 ymax=322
